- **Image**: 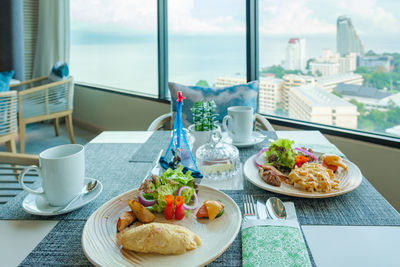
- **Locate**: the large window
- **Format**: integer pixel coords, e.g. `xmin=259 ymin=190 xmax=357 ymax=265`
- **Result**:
xmin=70 ymin=0 xmax=400 ymax=141
xmin=168 ymin=0 xmax=246 ymax=88
xmin=70 ymin=0 xmax=158 ymax=96
xmin=258 ymin=0 xmax=400 ymax=138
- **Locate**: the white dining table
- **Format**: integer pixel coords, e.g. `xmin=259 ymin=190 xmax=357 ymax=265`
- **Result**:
xmin=1 ymin=131 xmax=399 ymax=267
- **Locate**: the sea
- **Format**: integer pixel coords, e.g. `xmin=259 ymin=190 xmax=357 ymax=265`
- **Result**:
xmin=70 ymin=34 xmax=399 ymax=96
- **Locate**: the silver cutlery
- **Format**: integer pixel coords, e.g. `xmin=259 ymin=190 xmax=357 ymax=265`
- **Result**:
xmin=242 ymin=194 xmax=257 ymax=221
xmin=57 ymin=180 xmax=98 ymax=212
xmin=266 ymin=197 xmax=287 ymax=220
xmin=256 ymin=199 xmax=269 ymax=220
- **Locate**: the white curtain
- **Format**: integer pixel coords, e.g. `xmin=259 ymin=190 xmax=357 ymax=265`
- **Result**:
xmin=33 ymin=0 xmax=70 ymax=78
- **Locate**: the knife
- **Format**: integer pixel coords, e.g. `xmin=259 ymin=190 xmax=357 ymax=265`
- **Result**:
xmin=256 ymin=199 xmax=269 ymax=220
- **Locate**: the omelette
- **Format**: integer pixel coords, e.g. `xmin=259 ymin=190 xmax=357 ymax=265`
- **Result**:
xmin=121 ymin=222 xmax=202 ymax=254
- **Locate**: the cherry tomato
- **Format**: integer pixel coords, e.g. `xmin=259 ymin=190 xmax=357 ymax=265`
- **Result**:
xmin=175 ymin=196 xmax=185 ymax=220
xmin=164 ymin=195 xmax=174 ymax=220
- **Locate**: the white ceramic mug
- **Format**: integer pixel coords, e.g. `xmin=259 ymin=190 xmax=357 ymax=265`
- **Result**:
xmin=19 ymin=144 xmax=85 ymax=206
xmin=222 ymin=106 xmax=254 ymax=143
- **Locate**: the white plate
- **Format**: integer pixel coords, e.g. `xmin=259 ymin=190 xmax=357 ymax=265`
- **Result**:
xmin=22 ymin=177 xmax=103 ymax=216
xmin=244 ymin=154 xmax=363 ymax=198
xmin=222 ymin=131 xmax=266 ymax=148
xmin=82 ymin=185 xmax=241 ymax=267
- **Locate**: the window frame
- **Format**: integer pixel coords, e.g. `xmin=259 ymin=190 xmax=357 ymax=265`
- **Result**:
xmin=72 ymin=0 xmax=400 ymax=147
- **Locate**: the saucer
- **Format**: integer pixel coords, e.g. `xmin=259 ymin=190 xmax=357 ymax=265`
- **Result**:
xmin=22 ymin=177 xmax=103 ymax=216
xmin=222 ymin=132 xmax=266 ymax=148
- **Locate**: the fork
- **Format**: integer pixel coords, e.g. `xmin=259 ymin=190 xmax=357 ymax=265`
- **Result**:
xmin=242 ymin=194 xmax=258 ymax=222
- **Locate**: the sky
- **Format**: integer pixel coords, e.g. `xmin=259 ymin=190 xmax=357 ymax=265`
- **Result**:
xmin=70 ymin=0 xmax=400 ymax=37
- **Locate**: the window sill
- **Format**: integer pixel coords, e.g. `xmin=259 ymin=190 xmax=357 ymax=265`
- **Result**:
xmin=75 ymin=82 xmax=170 ymax=104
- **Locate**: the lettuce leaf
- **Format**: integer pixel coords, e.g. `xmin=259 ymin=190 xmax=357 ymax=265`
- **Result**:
xmin=180 ymin=187 xmax=195 ymax=204
xmin=266 ymin=138 xmax=295 ymax=168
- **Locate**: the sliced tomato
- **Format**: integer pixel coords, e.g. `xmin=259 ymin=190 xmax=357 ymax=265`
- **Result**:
xmin=323 ymin=161 xmax=338 ymax=172
xmin=295 ymin=155 xmax=309 ymax=168
xmin=196 ymin=203 xmax=225 ymax=219
xmin=196 ymin=204 xmax=208 ymax=218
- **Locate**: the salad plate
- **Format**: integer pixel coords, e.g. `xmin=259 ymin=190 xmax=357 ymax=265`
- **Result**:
xmin=82 ymin=184 xmax=241 ymax=266
xmin=244 ymin=152 xmax=363 ymax=199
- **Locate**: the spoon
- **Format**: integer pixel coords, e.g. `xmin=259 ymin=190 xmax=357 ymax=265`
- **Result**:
xmin=57 ymin=180 xmax=98 ymax=212
xmin=266 ymin=197 xmax=287 ymax=220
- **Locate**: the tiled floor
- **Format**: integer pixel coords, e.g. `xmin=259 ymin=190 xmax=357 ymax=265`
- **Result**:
xmin=0 ymin=121 xmax=97 ymax=154
xmin=0 ymin=121 xmax=98 ymax=204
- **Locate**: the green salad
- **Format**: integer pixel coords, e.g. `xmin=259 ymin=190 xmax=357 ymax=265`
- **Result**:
xmin=138 ymin=165 xmax=197 ymax=213
xmin=266 ymin=138 xmax=296 ymax=171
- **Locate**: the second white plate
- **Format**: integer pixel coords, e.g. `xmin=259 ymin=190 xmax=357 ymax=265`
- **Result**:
xmin=244 ymin=154 xmax=363 ymax=198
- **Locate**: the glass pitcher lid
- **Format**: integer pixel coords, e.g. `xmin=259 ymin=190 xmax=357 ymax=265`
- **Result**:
xmin=196 ymin=130 xmax=239 ymax=162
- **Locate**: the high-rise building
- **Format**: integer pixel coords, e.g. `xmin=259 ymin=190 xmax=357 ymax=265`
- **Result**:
xmin=258 ymin=77 xmax=284 ymax=114
xmin=289 ymin=85 xmax=358 ymax=129
xmin=310 ymin=49 xmax=357 ymax=76
xmin=358 ymin=55 xmax=392 ymax=72
xmin=337 ymin=16 xmax=364 ymax=55
xmin=282 ymin=74 xmax=315 ymax=110
xmin=285 ymin=37 xmax=306 ymax=71
xmin=339 ymin=53 xmax=357 ymax=73
xmin=310 ymin=62 xmax=340 ymax=76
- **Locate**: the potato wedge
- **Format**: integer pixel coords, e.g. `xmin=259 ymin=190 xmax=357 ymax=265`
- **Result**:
xmin=117 ymin=211 xmax=136 ymax=232
xmin=128 ymin=200 xmax=155 ymax=223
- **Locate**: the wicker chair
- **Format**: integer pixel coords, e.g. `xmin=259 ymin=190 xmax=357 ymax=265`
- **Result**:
xmin=10 ymin=76 xmax=75 ymax=153
xmin=147 ymin=112 xmax=274 ymax=131
xmin=0 ymin=91 xmax=18 ymax=153
xmin=0 ymin=152 xmax=39 ymax=204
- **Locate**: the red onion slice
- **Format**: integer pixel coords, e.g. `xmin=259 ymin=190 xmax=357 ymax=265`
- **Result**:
xmin=177 ymin=186 xmax=198 ymax=210
xmin=138 ymin=191 xmax=157 ymax=207
xmin=295 ymin=147 xmax=318 ymax=161
xmin=254 ymin=147 xmax=269 ymax=168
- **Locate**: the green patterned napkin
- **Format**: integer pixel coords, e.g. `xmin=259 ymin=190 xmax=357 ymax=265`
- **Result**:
xmin=242 ymin=202 xmax=311 ymax=267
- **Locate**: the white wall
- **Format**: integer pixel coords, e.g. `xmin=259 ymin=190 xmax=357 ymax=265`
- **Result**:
xmin=73 ymin=85 xmax=400 ymax=212
xmin=73 ymin=85 xmax=170 ymax=131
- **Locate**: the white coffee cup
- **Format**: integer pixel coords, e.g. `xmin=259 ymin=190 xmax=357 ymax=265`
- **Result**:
xmin=222 ymin=106 xmax=254 ymax=143
xmin=19 ymin=144 xmax=85 ymax=206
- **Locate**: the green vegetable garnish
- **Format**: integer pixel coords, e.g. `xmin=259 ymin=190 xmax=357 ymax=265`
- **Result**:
xmin=266 ymin=138 xmax=295 ymax=169
xmin=144 ymin=166 xmax=196 ymax=213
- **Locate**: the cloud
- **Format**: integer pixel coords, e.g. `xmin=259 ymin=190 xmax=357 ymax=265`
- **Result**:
xmin=70 ymin=0 xmax=157 ymax=33
xmin=259 ymin=0 xmax=336 ymax=35
xmin=258 ymin=0 xmax=400 ymax=35
xmin=71 ymin=0 xmax=245 ymax=35
xmin=335 ymin=0 xmax=400 ymax=35
xmin=70 ymin=0 xmax=399 ymax=36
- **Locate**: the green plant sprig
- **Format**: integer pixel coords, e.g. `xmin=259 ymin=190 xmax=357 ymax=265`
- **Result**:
xmin=191 ymin=99 xmax=218 ymax=131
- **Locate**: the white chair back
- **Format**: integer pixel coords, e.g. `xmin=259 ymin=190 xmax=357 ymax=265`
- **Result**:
xmin=0 ymin=91 xmax=18 ymax=136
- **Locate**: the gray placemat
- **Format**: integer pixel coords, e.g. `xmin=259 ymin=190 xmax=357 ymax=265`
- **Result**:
xmin=130 ymin=130 xmax=279 ymax=163
xmin=130 ymin=131 xmax=171 ymax=162
xmin=238 ymin=131 xmax=277 ymax=162
xmin=244 ymin=179 xmax=400 ymax=226
xmin=20 ymin=190 xmax=316 ymax=267
xmin=0 ymin=143 xmax=151 ymax=220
